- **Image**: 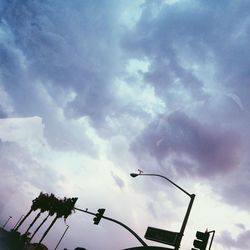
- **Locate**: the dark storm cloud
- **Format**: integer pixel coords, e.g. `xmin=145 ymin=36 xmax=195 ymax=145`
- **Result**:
xmin=123 ymin=0 xmax=250 ymax=109
xmin=218 ymin=229 xmax=250 ymax=249
xmin=0 ymin=0 xmax=125 ymax=125
xmin=0 ymin=0 xmax=129 ymax=152
xmin=122 ymin=0 xmax=209 ymax=100
xmin=217 ymin=164 xmax=250 ymax=210
xmin=121 ymin=0 xmax=250 ymax=214
xmin=131 ymin=111 xmax=244 ymax=177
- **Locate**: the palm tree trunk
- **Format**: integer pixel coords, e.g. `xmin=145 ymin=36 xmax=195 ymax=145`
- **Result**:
xmin=14 ymin=208 xmax=33 ymax=232
xmin=29 ymin=213 xmax=50 ymax=242
xmin=25 ymin=211 xmax=42 ymax=234
xmin=38 ymin=216 xmax=59 ymax=245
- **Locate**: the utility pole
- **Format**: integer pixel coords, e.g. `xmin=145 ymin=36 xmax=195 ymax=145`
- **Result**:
xmin=3 ymin=216 xmax=12 ymax=229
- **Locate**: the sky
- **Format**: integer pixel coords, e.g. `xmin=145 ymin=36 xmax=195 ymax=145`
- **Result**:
xmin=0 ymin=0 xmax=250 ymax=249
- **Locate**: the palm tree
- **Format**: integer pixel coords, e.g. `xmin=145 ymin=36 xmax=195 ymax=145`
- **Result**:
xmin=38 ymin=196 xmax=78 ymax=244
xmin=38 ymin=197 xmax=64 ymax=245
xmin=29 ymin=194 xmax=56 ymax=241
xmin=24 ymin=193 xmax=50 ymax=234
xmin=62 ymin=197 xmax=78 ymax=220
xmin=14 ymin=192 xmax=45 ymax=232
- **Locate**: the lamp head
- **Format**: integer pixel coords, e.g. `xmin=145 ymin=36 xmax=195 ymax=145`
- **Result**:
xmin=130 ymin=173 xmax=139 ymax=178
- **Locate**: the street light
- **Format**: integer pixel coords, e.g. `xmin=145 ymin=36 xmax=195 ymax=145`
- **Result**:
xmin=13 ymin=215 xmax=24 ymax=230
xmin=54 ymin=224 xmax=70 ymax=250
xmin=3 ymin=216 xmax=12 ymax=229
xmin=130 ymin=172 xmax=195 ymax=250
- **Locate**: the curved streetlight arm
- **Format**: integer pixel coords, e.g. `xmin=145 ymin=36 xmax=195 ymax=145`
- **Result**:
xmin=130 ymin=173 xmax=192 ymax=197
xmin=75 ymin=207 xmax=148 ymax=247
xmin=130 ymin=172 xmax=195 ymax=250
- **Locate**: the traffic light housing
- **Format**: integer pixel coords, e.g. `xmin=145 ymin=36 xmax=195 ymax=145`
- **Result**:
xmin=192 ymin=231 xmax=209 ymax=250
xmin=93 ymin=208 xmax=105 ymax=225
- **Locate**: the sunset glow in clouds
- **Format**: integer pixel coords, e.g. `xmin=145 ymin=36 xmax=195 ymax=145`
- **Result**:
xmin=0 ymin=0 xmax=250 ymax=249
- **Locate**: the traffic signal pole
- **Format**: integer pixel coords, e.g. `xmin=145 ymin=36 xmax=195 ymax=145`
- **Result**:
xmin=207 ymin=230 xmax=215 ymax=250
xmin=75 ymin=207 xmax=148 ymax=247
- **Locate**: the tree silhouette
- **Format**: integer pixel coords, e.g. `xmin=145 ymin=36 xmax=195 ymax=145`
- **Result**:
xmin=14 ymin=192 xmax=45 ymax=232
xmin=29 ymin=193 xmax=56 ymax=241
xmin=25 ymin=193 xmax=50 ymax=234
xmin=38 ymin=196 xmax=77 ymax=244
xmin=62 ymin=197 xmax=78 ymax=221
xmin=13 ymin=192 xmax=77 ymax=245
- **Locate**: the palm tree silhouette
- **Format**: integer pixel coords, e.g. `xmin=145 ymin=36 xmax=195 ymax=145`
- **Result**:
xmin=25 ymin=193 xmax=50 ymax=234
xmin=38 ymin=197 xmax=77 ymax=244
xmin=14 ymin=192 xmax=45 ymax=232
xmin=62 ymin=197 xmax=78 ymax=221
xmin=38 ymin=197 xmax=64 ymax=244
xmin=25 ymin=193 xmax=49 ymax=234
xmin=29 ymin=193 xmax=56 ymax=241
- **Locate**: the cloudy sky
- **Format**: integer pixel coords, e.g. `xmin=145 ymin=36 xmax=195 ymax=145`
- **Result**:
xmin=0 ymin=0 xmax=250 ymax=249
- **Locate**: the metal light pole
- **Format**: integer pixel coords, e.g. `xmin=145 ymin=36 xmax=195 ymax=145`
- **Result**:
xmin=130 ymin=172 xmax=195 ymax=250
xmin=13 ymin=214 xmax=24 ymax=230
xmin=54 ymin=224 xmax=69 ymax=250
xmin=3 ymin=216 xmax=12 ymax=229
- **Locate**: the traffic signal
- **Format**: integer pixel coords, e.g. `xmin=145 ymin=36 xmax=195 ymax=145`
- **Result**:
xmin=93 ymin=208 xmax=105 ymax=225
xmin=191 ymin=231 xmax=209 ymax=250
